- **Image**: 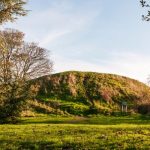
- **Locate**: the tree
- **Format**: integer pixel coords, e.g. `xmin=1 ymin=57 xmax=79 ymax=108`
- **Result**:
xmin=0 ymin=29 xmax=53 ymax=123
xmin=0 ymin=0 xmax=27 ymax=24
xmin=140 ymin=0 xmax=150 ymax=21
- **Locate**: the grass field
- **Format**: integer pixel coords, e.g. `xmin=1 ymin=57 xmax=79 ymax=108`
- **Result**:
xmin=0 ymin=115 xmax=150 ymax=150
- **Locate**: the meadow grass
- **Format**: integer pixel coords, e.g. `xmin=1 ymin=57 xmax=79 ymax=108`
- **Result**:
xmin=0 ymin=115 xmax=150 ymax=149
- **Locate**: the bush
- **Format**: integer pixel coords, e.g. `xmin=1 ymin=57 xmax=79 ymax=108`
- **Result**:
xmin=138 ymin=104 xmax=150 ymax=115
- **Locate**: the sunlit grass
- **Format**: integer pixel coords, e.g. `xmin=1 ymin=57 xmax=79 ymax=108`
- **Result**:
xmin=0 ymin=115 xmax=150 ymax=149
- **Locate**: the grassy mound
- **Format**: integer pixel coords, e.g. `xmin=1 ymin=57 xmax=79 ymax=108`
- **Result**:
xmin=30 ymin=71 xmax=150 ymax=115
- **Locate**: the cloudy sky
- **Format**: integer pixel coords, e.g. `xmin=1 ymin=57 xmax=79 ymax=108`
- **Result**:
xmin=2 ymin=0 xmax=150 ymax=82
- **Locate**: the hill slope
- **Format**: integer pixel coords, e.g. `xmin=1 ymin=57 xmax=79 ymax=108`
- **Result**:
xmin=30 ymin=71 xmax=150 ymax=115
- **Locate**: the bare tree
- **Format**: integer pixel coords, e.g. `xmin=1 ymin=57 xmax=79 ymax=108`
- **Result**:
xmin=0 ymin=29 xmax=53 ymax=122
xmin=0 ymin=0 xmax=28 ymax=24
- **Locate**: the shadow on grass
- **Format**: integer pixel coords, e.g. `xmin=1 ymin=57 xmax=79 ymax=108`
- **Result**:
xmin=0 ymin=140 xmax=97 ymax=150
xmin=0 ymin=140 xmax=60 ymax=150
xmin=19 ymin=115 xmax=150 ymax=125
xmin=19 ymin=141 xmax=79 ymax=150
xmin=18 ymin=141 xmax=57 ymax=150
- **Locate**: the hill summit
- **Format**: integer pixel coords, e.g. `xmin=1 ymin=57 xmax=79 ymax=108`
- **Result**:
xmin=30 ymin=71 xmax=150 ymax=115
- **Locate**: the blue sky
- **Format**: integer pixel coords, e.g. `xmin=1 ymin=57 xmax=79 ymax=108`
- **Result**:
xmin=2 ymin=0 xmax=150 ymax=82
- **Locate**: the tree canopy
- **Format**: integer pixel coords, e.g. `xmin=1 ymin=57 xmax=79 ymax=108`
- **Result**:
xmin=140 ymin=0 xmax=150 ymax=21
xmin=0 ymin=29 xmax=53 ymax=123
xmin=0 ymin=0 xmax=27 ymax=24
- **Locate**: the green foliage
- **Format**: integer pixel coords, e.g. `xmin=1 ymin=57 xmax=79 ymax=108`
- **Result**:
xmin=0 ymin=98 xmax=25 ymax=123
xmin=31 ymin=71 xmax=150 ymax=115
xmin=27 ymin=98 xmax=90 ymax=116
xmin=0 ymin=29 xmax=53 ymax=123
xmin=138 ymin=104 xmax=150 ymax=114
xmin=60 ymin=102 xmax=89 ymax=115
xmin=0 ymin=82 xmax=29 ymax=123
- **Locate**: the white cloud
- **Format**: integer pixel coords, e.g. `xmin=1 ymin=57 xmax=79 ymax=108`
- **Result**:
xmin=3 ymin=0 xmax=150 ymax=83
xmin=53 ymin=54 xmax=109 ymax=73
xmin=40 ymin=30 xmax=71 ymax=46
xmin=52 ymin=52 xmax=150 ymax=83
xmin=3 ymin=0 xmax=100 ymax=47
xmin=38 ymin=5 xmax=100 ymax=47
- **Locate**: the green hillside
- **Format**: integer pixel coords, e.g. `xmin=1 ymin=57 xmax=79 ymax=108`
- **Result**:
xmin=29 ymin=71 xmax=150 ymax=116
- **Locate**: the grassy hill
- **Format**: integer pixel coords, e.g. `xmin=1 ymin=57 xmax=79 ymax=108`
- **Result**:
xmin=3 ymin=71 xmax=150 ymax=149
xmin=28 ymin=71 xmax=150 ymax=116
